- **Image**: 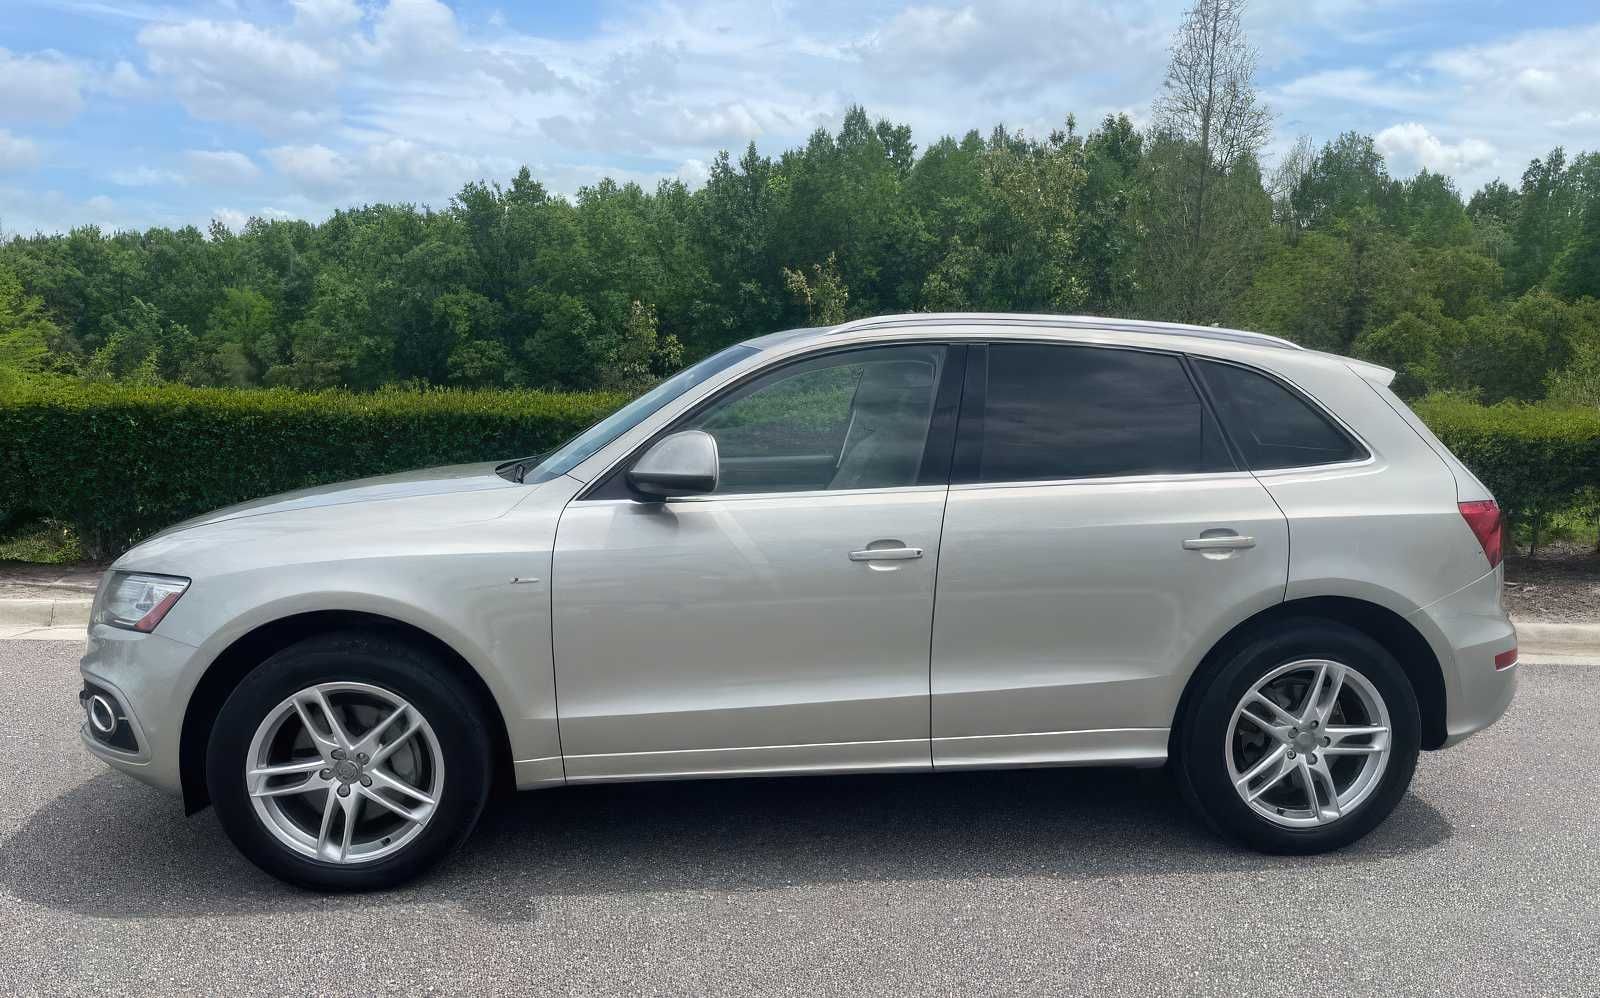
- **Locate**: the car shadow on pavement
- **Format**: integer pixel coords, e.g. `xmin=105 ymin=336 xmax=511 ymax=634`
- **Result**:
xmin=2 ymin=765 xmax=1452 ymax=922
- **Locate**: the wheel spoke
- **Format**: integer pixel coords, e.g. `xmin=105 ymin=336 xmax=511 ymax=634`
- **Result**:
xmin=368 ymin=766 xmax=436 ymax=807
xmin=1238 ymin=706 xmax=1291 ymax=744
xmin=308 ymin=687 xmax=355 ymax=750
xmin=293 ymin=696 xmax=340 ymax=755
xmin=248 ymin=758 xmax=325 ymax=780
xmin=1324 ymin=723 xmax=1389 ymax=756
xmin=353 ymin=703 xmax=410 ymax=756
xmin=338 ymin=792 xmax=361 ymax=862
xmin=1300 ymin=661 xmax=1347 ymax=725
xmin=314 ymin=785 xmax=340 ymax=858
xmin=251 ymin=776 xmax=328 ymax=799
xmin=1248 ymin=691 xmax=1299 ymax=728
xmin=368 ymin=717 xmax=424 ymax=766
xmin=1236 ymin=744 xmax=1296 ymax=802
xmin=357 ymin=784 xmax=429 ymax=824
xmin=1301 ymin=757 xmax=1342 ymax=823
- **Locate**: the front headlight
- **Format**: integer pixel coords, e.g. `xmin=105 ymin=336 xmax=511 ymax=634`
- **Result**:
xmin=94 ymin=572 xmax=190 ymax=632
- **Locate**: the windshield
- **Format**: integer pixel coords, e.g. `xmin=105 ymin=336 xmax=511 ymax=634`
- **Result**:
xmin=515 ymin=344 xmax=758 ymax=484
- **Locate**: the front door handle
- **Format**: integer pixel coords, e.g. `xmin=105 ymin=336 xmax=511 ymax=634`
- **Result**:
xmin=1182 ymin=535 xmax=1256 ymax=551
xmin=849 ymin=546 xmax=924 ymax=562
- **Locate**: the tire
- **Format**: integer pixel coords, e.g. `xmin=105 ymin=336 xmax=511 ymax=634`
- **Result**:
xmin=1174 ymin=619 xmax=1421 ymax=854
xmin=206 ymin=631 xmax=492 ymax=891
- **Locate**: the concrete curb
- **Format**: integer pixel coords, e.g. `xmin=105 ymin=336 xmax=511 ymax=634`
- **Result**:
xmin=2 ymin=594 xmax=1599 ymax=657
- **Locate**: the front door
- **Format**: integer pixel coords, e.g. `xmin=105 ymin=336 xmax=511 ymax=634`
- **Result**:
xmin=930 ymin=342 xmax=1289 ymax=768
xmin=552 ymin=343 xmax=963 ymax=781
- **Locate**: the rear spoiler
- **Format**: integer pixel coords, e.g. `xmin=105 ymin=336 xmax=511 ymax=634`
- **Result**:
xmin=1345 ymin=359 xmax=1396 ymax=386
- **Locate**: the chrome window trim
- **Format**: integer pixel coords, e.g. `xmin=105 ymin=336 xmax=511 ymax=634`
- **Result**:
xmin=948 ymin=469 xmax=1259 ymax=492
xmin=575 ymin=484 xmax=950 ymax=507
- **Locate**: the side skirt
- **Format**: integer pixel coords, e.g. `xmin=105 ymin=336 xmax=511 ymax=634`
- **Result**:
xmin=932 ymin=727 xmax=1170 ymax=770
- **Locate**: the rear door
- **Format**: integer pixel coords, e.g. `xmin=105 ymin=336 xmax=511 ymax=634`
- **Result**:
xmin=930 ymin=342 xmax=1289 ymax=768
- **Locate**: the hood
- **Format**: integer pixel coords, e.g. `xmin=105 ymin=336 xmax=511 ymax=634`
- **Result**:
xmin=152 ymin=462 xmax=519 ymax=537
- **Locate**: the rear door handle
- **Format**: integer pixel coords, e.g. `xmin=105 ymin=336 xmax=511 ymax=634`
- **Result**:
xmin=1182 ymin=535 xmax=1256 ymax=551
xmin=849 ymin=546 xmax=924 ymax=562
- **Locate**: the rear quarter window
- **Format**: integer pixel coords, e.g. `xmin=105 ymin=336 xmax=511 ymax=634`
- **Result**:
xmin=1194 ymin=359 xmax=1366 ymax=470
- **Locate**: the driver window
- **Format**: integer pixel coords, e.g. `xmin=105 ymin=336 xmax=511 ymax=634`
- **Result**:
xmin=684 ymin=345 xmax=946 ymax=494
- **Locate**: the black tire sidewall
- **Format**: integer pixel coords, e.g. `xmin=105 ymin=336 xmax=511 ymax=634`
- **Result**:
xmin=206 ymin=632 xmax=492 ymax=891
xmin=1178 ymin=620 xmax=1422 ymax=854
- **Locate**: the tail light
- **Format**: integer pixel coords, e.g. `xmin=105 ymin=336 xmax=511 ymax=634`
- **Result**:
xmin=1458 ymin=500 xmax=1503 ymax=568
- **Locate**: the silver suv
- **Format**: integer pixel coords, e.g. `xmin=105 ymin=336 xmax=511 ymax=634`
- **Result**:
xmin=79 ymin=314 xmax=1517 ymax=890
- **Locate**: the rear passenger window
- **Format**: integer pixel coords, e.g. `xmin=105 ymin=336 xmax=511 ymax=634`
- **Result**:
xmin=976 ymin=344 xmax=1234 ymax=482
xmin=1195 ymin=359 xmax=1364 ymax=469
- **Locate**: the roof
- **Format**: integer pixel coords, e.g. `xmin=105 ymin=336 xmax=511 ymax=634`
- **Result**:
xmin=737 ymin=312 xmax=1394 ymax=386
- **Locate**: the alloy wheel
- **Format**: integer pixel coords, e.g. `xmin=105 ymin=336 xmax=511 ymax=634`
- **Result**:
xmin=245 ymin=681 xmax=445 ymax=864
xmin=1226 ymin=659 xmax=1392 ymax=829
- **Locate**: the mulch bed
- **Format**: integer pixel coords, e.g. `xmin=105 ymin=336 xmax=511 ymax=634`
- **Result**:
xmin=1503 ymin=543 xmax=1600 ymax=623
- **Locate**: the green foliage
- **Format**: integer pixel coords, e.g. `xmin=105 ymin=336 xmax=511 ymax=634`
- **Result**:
xmin=0 ymin=380 xmax=626 ymax=557
xmin=783 ymin=253 xmax=851 ymax=325
xmin=0 ymin=519 xmax=84 ymax=565
xmin=1546 ymin=340 xmax=1600 ymax=408
xmin=1415 ymin=396 xmax=1600 ymax=554
xmin=0 ymin=264 xmax=60 ymax=387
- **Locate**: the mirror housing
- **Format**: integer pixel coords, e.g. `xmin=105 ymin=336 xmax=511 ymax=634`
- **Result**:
xmin=627 ymin=430 xmax=719 ymax=499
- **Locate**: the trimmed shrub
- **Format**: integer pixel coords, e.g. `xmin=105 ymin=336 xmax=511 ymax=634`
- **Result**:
xmin=1414 ymin=396 xmax=1600 ymax=553
xmin=4 ymin=379 xmax=1598 ymax=560
xmin=0 ymin=380 xmax=626 ymax=557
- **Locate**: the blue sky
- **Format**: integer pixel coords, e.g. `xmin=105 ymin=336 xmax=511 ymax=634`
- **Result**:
xmin=4 ymin=0 xmax=1600 ymax=235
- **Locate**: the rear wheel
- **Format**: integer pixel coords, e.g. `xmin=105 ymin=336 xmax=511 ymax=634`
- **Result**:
xmin=1175 ymin=620 xmax=1421 ymax=853
xmin=206 ymin=632 xmax=492 ymax=890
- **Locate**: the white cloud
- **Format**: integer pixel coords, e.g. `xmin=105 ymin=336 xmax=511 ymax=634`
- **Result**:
xmin=1271 ymin=68 xmax=1434 ymax=112
xmin=185 ymin=149 xmax=262 ymax=185
xmin=138 ymin=18 xmax=342 ymax=129
xmin=1375 ymin=122 xmax=1494 ymax=175
xmin=209 ymin=207 xmax=250 ymax=232
xmin=265 ymin=143 xmax=351 ymax=193
xmin=291 ymin=0 xmax=363 ymax=35
xmin=101 ymin=59 xmax=155 ymax=99
xmin=365 ymin=0 xmax=461 ymax=65
xmin=265 ymin=136 xmax=509 ymax=205
xmin=0 ymin=48 xmax=87 ymax=122
xmin=0 ymin=130 xmax=41 ymax=173
xmin=108 ymin=165 xmax=183 ymax=187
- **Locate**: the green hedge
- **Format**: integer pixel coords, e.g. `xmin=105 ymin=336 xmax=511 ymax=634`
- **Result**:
xmin=4 ymin=380 xmax=1599 ymax=559
xmin=1414 ymin=396 xmax=1600 ymax=551
xmin=0 ymin=379 xmax=626 ymax=557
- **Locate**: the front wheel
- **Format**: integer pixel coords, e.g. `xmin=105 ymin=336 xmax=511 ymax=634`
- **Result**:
xmin=206 ymin=632 xmax=492 ymax=890
xmin=1175 ymin=620 xmax=1421 ymax=854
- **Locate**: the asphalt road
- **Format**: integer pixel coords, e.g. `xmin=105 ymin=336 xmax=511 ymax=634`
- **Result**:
xmin=2 ymin=640 xmax=1597 ymax=997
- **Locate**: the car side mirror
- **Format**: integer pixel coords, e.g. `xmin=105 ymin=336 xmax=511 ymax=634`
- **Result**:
xmin=627 ymin=430 xmax=719 ymax=499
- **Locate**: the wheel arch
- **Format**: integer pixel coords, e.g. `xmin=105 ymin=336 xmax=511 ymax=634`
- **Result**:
xmin=1171 ymin=595 xmax=1448 ymax=756
xmin=178 ymin=609 xmax=516 ymax=813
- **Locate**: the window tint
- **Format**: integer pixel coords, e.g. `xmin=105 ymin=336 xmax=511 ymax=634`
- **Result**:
xmin=976 ymin=344 xmax=1232 ymax=482
xmin=683 ymin=345 xmax=946 ymax=494
xmin=1195 ymin=359 xmax=1363 ymax=469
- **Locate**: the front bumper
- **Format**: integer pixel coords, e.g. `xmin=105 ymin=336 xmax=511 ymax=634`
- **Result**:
xmin=1410 ymin=565 xmax=1518 ymax=748
xmin=78 ymin=624 xmax=201 ymax=796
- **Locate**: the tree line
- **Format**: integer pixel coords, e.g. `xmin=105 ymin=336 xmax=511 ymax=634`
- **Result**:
xmin=2 ymin=0 xmax=1600 ymax=404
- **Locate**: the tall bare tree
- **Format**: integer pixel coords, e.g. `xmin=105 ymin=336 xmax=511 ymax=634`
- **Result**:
xmin=1269 ymin=134 xmax=1316 ymax=237
xmin=1141 ymin=0 xmax=1273 ymax=323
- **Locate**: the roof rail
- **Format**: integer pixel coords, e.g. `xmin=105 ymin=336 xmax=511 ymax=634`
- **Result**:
xmin=826 ymin=313 xmax=1304 ymax=351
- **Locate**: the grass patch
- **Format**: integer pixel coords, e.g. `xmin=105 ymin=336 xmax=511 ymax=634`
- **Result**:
xmin=0 ymin=519 xmax=86 ymax=564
